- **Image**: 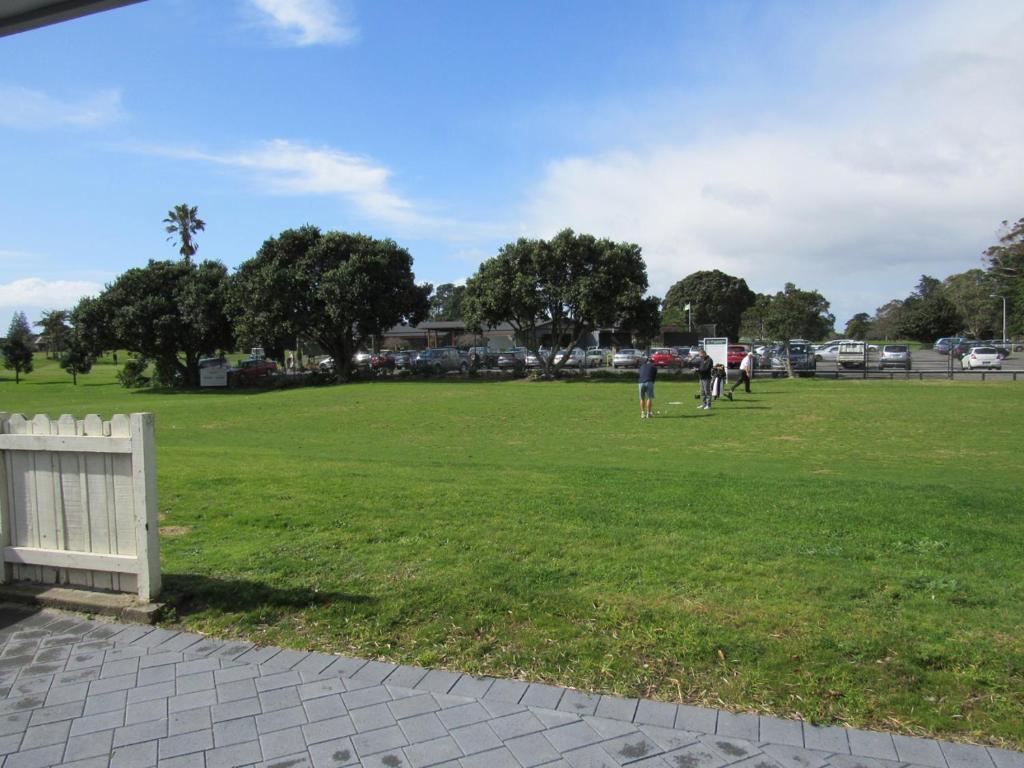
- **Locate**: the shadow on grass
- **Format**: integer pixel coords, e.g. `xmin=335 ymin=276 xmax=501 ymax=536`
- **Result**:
xmin=161 ymin=574 xmax=376 ymax=619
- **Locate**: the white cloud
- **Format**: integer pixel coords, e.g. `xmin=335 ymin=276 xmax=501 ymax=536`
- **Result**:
xmin=0 ymin=278 xmax=103 ymax=325
xmin=155 ymin=139 xmax=434 ymax=228
xmin=518 ymin=1 xmax=1024 ymax=324
xmin=0 ymin=86 xmax=124 ymax=129
xmin=247 ymin=0 xmax=357 ymax=46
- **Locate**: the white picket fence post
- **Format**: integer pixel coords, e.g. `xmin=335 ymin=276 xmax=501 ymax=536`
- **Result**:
xmin=0 ymin=412 xmax=161 ymax=601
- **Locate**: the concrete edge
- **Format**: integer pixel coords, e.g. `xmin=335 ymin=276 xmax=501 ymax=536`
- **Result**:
xmin=0 ymin=583 xmax=163 ymax=624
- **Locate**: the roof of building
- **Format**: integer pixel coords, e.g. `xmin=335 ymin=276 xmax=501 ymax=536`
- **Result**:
xmin=0 ymin=0 xmax=144 ymax=38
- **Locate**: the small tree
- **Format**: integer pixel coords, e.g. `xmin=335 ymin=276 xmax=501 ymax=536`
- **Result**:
xmin=59 ymin=331 xmax=94 ymax=385
xmin=35 ymin=309 xmax=70 ymax=359
xmin=164 ymin=203 xmax=206 ymax=263
xmin=2 ymin=312 xmax=35 ymax=383
xmin=844 ymin=312 xmax=873 ymax=340
xmin=760 ymin=284 xmax=835 ymax=378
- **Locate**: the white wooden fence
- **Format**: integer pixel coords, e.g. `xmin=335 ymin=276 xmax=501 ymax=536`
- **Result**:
xmin=0 ymin=412 xmax=160 ymax=601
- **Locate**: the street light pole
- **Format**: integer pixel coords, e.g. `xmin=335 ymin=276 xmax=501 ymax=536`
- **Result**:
xmin=991 ymin=294 xmax=1007 ymax=346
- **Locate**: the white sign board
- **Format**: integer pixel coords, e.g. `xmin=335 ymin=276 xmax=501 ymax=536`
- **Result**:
xmin=703 ymin=337 xmax=729 ymax=378
xmin=200 ymin=367 xmax=228 ymax=387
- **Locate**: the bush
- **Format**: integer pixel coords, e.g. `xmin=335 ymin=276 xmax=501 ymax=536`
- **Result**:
xmin=117 ymin=357 xmax=151 ymax=388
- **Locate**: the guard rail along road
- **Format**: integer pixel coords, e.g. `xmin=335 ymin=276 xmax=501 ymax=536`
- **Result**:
xmin=0 ymin=412 xmax=160 ymax=601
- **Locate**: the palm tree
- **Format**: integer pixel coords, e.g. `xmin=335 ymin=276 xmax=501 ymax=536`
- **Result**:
xmin=163 ymin=203 xmax=206 ymax=262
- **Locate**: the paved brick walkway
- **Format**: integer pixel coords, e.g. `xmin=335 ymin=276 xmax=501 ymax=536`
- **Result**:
xmin=0 ymin=605 xmax=1020 ymax=768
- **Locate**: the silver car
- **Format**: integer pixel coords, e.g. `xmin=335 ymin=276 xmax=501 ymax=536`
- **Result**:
xmin=612 ymin=349 xmax=644 ymax=368
xmin=878 ymin=344 xmax=911 ymax=370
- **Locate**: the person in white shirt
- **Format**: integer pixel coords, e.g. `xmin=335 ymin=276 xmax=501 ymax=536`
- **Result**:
xmin=728 ymin=351 xmax=755 ymax=399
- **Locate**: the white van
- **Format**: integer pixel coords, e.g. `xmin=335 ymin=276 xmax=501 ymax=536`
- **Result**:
xmin=837 ymin=342 xmax=879 ymax=369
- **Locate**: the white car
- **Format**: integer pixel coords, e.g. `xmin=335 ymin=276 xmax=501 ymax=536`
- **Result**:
xmin=960 ymin=346 xmax=1002 ymax=370
xmin=586 ymin=348 xmax=609 ymax=367
xmin=814 ymin=340 xmax=854 ymax=362
xmin=612 ymin=349 xmax=644 ymax=368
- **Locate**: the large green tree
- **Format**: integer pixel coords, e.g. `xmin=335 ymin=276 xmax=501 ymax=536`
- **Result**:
xmin=73 ymin=259 xmax=234 ymax=387
xmin=229 ymin=226 xmax=431 ymax=382
xmin=2 ymin=312 xmax=34 ymax=383
xmin=844 ymin=312 xmax=873 ymax=340
xmin=944 ymin=269 xmax=998 ymax=339
xmin=759 ymin=283 xmax=834 ymax=376
xmin=662 ymin=269 xmax=755 ymax=341
xmin=896 ymin=275 xmax=961 ymax=341
xmin=163 ymin=203 xmax=206 ymax=263
xmin=984 ymin=217 xmax=1023 ymax=335
xmin=429 ymin=283 xmax=467 ymax=321
xmin=462 ymin=229 xmax=656 ymax=373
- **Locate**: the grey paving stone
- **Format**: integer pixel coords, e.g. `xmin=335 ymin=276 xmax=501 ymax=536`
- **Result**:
xmin=674 ymin=706 xmax=717 ymax=735
xmin=66 ymin=651 xmax=105 ymax=671
xmin=102 ymin=658 xmax=142 ymax=678
xmin=594 ymin=695 xmax=639 ymax=723
xmin=128 ymin=681 xmax=177 ymax=704
xmin=12 ymin=676 xmax=54 ymax=698
xmin=214 ymin=715 xmax=259 ymax=747
xmin=637 ymin=724 xmax=698 ymax=751
xmin=449 ymin=675 xmax=494 ymax=699
xmin=106 ymin=646 xmax=148 ymax=662
xmin=255 ymin=704 xmax=307 ymax=734
xmin=304 ymin=694 xmax=347 ymax=723
xmin=558 ymin=690 xmax=601 ymax=717
xmin=450 ymin=721 xmax=503 ymax=755
xmin=307 ymin=736 xmax=358 ymax=768
xmin=216 ymin=677 xmax=258 ymax=703
xmin=560 ymin=743 xmax=620 ymax=768
xmin=415 ymin=669 xmax=461 ymax=694
xmin=215 ymin=665 xmax=260 ymax=685
xmin=292 ymin=652 xmax=338 ymax=678
xmin=206 ymin=740 xmax=263 ymax=768
xmin=21 ymin=718 xmax=73 ymax=749
xmin=211 ymin=696 xmax=262 ymax=723
xmin=259 ymin=686 xmax=302 ymax=713
xmin=389 ymin=693 xmax=441 ymax=721
xmin=261 ymin=752 xmax=314 ymax=768
xmin=134 ymin=629 xmax=181 ymax=649
xmin=0 ymin=732 xmax=23 ymax=755
xmin=55 ymin=667 xmax=102 ymax=687
xmin=729 ymin=755 xmax=785 ymax=768
xmin=361 ymin=754 xmax=410 ymax=768
xmin=941 ymin=742 xmax=996 ymax=768
xmin=716 ymin=711 xmax=758 ymax=741
xmin=505 ymin=730 xmax=567 ymax=767
xmin=176 ymin=671 xmax=215 ymax=694
xmin=4 ymin=742 xmax=66 ymax=768
xmin=701 ymin=735 xmax=759 ymax=762
xmin=301 ymin=714 xmax=357 ymax=745
xmin=520 ymin=683 xmax=564 ymax=710
xmin=138 ymin=666 xmax=176 ymax=686
xmin=260 ymin=726 xmax=307 ymax=760
xmin=261 ymin=650 xmax=310 ymax=672
xmin=482 ymin=678 xmax=528 ymax=704
xmin=91 ymin=672 xmax=139 ymax=695
xmin=759 ymin=717 xmax=803 ymax=748
xmin=543 ymin=720 xmax=605 ymax=752
xmin=256 ymin=671 xmax=303 ymax=692
xmin=126 ymin=697 xmax=169 ymax=725
xmin=531 ymin=707 xmax=578 ymax=728
xmin=665 ymin=742 xmax=731 ymax=768
xmin=168 ymin=706 xmax=212 ymax=735
xmin=45 ymin=681 xmax=90 ymax=706
xmin=156 ymin=633 xmax=204 ymax=654
xmin=157 ymin=728 xmax=214 ymax=759
xmin=0 ymin=711 xmax=33 ymax=737
xmin=113 ymin=718 xmax=168 ymax=747
xmin=761 ymin=744 xmax=832 ymax=768
xmin=989 ymin=749 xmax=1024 ymax=768
xmin=141 ymin=652 xmax=184 ymax=669
xmin=175 ymin=658 xmax=220 ymax=677
xmin=168 ymin=688 xmax=218 ymax=713
xmin=64 ymin=727 xmax=115 ymax=759
xmin=109 ymin=739 xmax=158 ymax=768
xmin=341 ymin=685 xmax=392 ymax=711
xmin=893 ymin=735 xmax=948 ymax=768
xmin=157 ymin=751 xmax=205 ymax=768
xmin=84 ymin=688 xmax=129 ymax=715
xmin=488 ymin=710 xmax=547 ymax=740
xmin=236 ymin=647 xmax=284 ymax=667
xmin=803 ymin=724 xmax=849 ymax=754
xmin=404 ymin=734 xmax=463 ymax=767
xmin=298 ymin=678 xmax=347 ymax=702
xmin=182 ymin=640 xmax=224 ymax=658
xmin=0 ymin=694 xmax=45 ymax=715
xmin=322 ymin=656 xmax=366 ymax=679
xmin=27 ymin=699 xmax=84 ymax=725
xmin=847 ymin=729 xmax=897 ymax=761
xmin=437 ymin=702 xmax=490 ymax=730
xmin=584 ymin=716 xmax=637 ymax=740
xmin=398 ymin=712 xmax=448 ymax=743
xmin=458 ymin=746 xmax=521 ymax=768
xmin=352 ymin=723 xmax=409 ymax=757
xmin=19 ymin=661 xmax=64 ymax=678
xmin=350 ymin=701 xmax=397 ymax=732
xmin=634 ymin=699 xmax=678 ymax=729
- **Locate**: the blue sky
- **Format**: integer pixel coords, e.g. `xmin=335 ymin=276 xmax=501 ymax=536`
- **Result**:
xmin=2 ymin=0 xmax=1022 ymax=330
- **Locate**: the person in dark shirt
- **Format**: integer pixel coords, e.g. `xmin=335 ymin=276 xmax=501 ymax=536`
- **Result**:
xmin=695 ymin=349 xmax=714 ymax=409
xmin=638 ymin=358 xmax=657 ymax=419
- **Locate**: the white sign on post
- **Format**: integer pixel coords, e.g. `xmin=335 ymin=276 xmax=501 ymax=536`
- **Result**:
xmin=703 ymin=337 xmax=729 ymax=374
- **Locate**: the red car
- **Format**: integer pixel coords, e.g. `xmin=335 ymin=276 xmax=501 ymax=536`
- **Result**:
xmin=232 ymin=358 xmax=277 ymax=382
xmin=648 ymin=348 xmax=681 ymax=368
xmin=370 ymin=352 xmax=396 ymax=373
xmin=727 ymin=345 xmax=748 ymax=368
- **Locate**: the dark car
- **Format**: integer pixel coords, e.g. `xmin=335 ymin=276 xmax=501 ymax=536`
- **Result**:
xmin=392 ymin=350 xmax=417 ymax=369
xmin=413 ymin=347 xmax=466 ymax=375
xmin=949 ymin=340 xmax=980 ymax=359
xmin=370 ymin=352 xmax=396 ymax=374
xmin=496 ymin=347 xmax=527 ymax=372
xmin=934 ymin=337 xmax=966 ymax=355
xmin=770 ymin=343 xmax=816 ymax=376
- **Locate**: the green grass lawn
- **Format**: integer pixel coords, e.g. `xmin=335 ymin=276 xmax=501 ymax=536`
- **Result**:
xmin=2 ymin=357 xmax=1022 ymax=746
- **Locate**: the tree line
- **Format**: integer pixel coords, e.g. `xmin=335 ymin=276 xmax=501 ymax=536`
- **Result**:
xmin=6 ymin=205 xmax=1019 ymax=385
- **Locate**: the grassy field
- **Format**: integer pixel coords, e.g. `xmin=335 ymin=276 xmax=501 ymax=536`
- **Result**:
xmin=2 ymin=357 xmax=1022 ymax=747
